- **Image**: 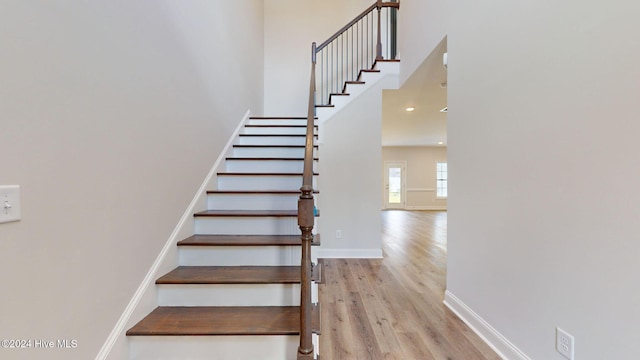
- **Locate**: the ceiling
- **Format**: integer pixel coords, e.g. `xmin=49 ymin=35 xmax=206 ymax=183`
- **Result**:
xmin=382 ymin=38 xmax=448 ymax=147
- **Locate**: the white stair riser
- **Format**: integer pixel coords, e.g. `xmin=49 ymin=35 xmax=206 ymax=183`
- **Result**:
xmin=179 ymin=246 xmax=301 ymax=266
xmin=247 ymin=119 xmax=310 ymax=126
xmin=207 ymin=193 xmax=300 ymax=211
xmin=195 ymin=217 xmax=300 ymax=235
xmin=225 ymin=160 xmax=317 ymax=173
xmin=217 ymin=175 xmax=317 ymax=191
xmin=232 ymin=147 xmax=306 ymax=158
xmin=158 ymin=284 xmax=300 ymax=306
xmin=242 ymin=127 xmax=312 ymax=135
xmin=129 ymin=336 xmax=297 ymax=360
xmin=237 ymin=136 xmax=308 ymax=146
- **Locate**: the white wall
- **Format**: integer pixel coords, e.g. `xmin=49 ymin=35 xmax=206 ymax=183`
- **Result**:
xmin=317 ymin=74 xmax=399 ymax=258
xmin=0 ymin=1 xmax=263 ymax=359
xmin=382 ymin=146 xmax=447 ymax=210
xmin=397 ymin=0 xmax=447 ymax=86
xmin=447 ymin=1 xmax=640 ymax=359
xmin=263 ymin=0 xmax=372 ymax=115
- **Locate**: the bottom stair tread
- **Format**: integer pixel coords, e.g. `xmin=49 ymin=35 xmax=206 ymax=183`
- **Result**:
xmin=127 ymin=306 xmax=301 ymax=336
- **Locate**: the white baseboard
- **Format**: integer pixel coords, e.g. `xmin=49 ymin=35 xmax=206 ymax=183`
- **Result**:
xmin=443 ymin=290 xmax=531 ymax=360
xmin=316 ymin=248 xmax=383 ymax=259
xmin=95 ymin=110 xmax=252 ymax=360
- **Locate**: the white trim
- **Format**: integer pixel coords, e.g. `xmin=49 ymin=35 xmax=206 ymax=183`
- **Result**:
xmin=95 ymin=110 xmax=252 ymax=360
xmin=316 ymin=248 xmax=383 ymax=259
xmin=443 ymin=290 xmax=531 ymax=360
xmin=405 ymin=206 xmax=447 ymax=211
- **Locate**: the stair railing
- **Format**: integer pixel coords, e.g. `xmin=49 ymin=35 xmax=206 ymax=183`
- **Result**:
xmin=297 ymin=44 xmax=317 ymax=360
xmin=314 ymin=0 xmax=399 ymax=106
xmin=298 ymin=2 xmax=399 ymax=358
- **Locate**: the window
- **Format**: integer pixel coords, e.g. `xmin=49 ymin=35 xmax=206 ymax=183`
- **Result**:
xmin=436 ymin=162 xmax=447 ymax=198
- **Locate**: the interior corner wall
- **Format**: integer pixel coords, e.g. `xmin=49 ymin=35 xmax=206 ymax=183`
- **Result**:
xmin=0 ymin=1 xmax=264 ymax=359
xmin=382 ymin=146 xmax=447 ymax=210
xmin=317 ymin=74 xmax=399 ymax=258
xmin=263 ymin=0 xmax=372 ymax=116
xmin=447 ymin=1 xmax=640 ymax=359
xmin=397 ymin=0 xmax=447 ymax=86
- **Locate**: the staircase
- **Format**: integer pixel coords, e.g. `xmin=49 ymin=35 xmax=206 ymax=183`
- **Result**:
xmin=124 ymin=2 xmax=402 ymax=358
xmin=126 ymin=116 xmax=321 ymax=360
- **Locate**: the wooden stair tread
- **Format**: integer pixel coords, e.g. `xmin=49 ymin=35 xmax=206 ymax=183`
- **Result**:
xmin=249 ymin=117 xmax=317 ymax=120
xmin=177 ymin=234 xmax=321 ymax=246
xmin=233 ymin=144 xmax=318 ymax=148
xmin=207 ymin=190 xmax=319 ymax=194
xmin=315 ymin=104 xmax=335 ymax=108
xmin=195 ymin=210 xmax=298 ymax=217
xmin=244 ymin=125 xmax=318 ymax=128
xmin=345 ymin=81 xmax=365 ymax=85
xmin=126 ymin=306 xmax=302 ymax=336
xmin=217 ymin=172 xmax=318 ymax=176
xmin=239 ymin=134 xmax=317 ymax=137
xmin=225 ymin=157 xmax=319 ymax=161
xmin=156 ymin=266 xmax=300 ymax=284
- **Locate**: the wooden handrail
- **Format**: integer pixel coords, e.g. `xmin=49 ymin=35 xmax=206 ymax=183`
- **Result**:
xmin=316 ymin=1 xmax=399 ymax=52
xmin=297 ymin=42 xmax=317 ymax=360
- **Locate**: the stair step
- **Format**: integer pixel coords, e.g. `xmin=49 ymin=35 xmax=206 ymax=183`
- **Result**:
xmin=246 ymin=118 xmax=315 ymax=126
xmin=243 ymin=125 xmax=317 ymax=135
xmin=127 ymin=306 xmax=305 ymax=336
xmin=357 ymin=68 xmax=381 ymax=80
xmin=249 ymin=117 xmax=317 ymax=120
xmin=233 ymin=145 xmax=318 ymax=148
xmin=226 ymin=157 xmax=318 ymax=160
xmin=207 ymin=190 xmax=319 ymax=194
xmin=177 ymin=234 xmax=320 ymax=247
xmin=244 ymin=124 xmax=317 ymax=128
xmin=157 ymin=266 xmax=300 ymax=284
xmin=224 ymin=158 xmax=318 ymax=172
xmin=195 ymin=209 xmax=295 ymax=217
xmin=216 ymin=173 xmax=317 ymax=191
xmin=232 ymin=145 xmax=317 ymax=158
xmin=237 ymin=134 xmax=317 ymax=146
xmin=207 ymin=191 xmax=317 ymax=211
xmin=342 ymin=81 xmax=365 ymax=93
xmin=156 ymin=266 xmax=302 ymax=306
xmin=217 ymin=172 xmax=318 ymax=176
xmin=193 ymin=209 xmax=318 ymax=236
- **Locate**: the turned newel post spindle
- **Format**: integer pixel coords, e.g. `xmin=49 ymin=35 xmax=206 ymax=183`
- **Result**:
xmin=297 ymin=186 xmax=314 ymax=359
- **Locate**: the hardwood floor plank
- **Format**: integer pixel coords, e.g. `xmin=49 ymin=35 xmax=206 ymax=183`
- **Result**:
xmin=319 ymin=210 xmax=501 ymax=360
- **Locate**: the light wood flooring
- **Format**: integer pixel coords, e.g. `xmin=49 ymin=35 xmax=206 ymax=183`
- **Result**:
xmin=318 ymin=210 xmax=501 ymax=360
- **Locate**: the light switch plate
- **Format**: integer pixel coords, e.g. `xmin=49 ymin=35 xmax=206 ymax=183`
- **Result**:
xmin=0 ymin=185 xmax=21 ymax=224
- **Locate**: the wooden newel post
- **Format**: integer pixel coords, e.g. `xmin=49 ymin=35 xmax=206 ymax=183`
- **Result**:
xmin=376 ymin=0 xmax=383 ymax=60
xmin=297 ymin=185 xmax=315 ymax=359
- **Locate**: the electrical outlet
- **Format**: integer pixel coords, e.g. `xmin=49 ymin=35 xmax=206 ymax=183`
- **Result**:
xmin=335 ymin=230 xmax=342 ymax=239
xmin=556 ymin=327 xmax=574 ymax=360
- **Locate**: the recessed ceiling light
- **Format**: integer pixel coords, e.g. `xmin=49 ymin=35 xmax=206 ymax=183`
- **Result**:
xmin=405 ymin=107 xmax=415 ymax=112
xmin=438 ymin=141 xmax=444 ymax=145
xmin=440 ymin=107 xmax=448 ymax=113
